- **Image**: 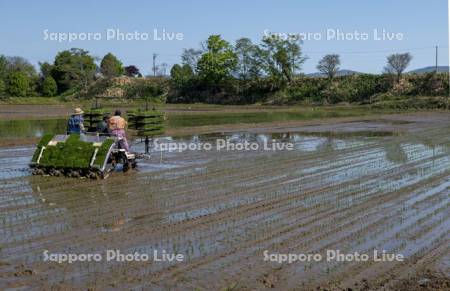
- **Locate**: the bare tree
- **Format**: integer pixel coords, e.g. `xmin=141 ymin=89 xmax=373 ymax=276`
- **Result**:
xmin=384 ymin=53 xmax=412 ymax=82
xmin=181 ymin=48 xmax=203 ymax=72
xmin=317 ymin=54 xmax=340 ymax=80
xmin=234 ymin=37 xmax=263 ymax=80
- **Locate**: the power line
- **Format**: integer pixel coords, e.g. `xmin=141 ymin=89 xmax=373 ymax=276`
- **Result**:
xmin=303 ymin=46 xmax=448 ymax=55
xmin=17 ymin=46 xmax=450 ymax=61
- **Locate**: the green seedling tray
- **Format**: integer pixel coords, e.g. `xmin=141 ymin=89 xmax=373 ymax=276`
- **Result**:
xmin=31 ymin=134 xmax=115 ymax=170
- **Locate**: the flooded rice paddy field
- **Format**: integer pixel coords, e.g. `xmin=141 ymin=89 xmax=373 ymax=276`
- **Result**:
xmin=0 ymin=113 xmax=449 ymax=290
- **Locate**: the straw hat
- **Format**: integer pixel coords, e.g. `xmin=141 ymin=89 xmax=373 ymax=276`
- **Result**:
xmin=74 ymin=108 xmax=84 ymax=115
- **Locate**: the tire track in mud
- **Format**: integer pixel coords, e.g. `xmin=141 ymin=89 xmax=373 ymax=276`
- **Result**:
xmin=1 ymin=125 xmax=450 ymax=289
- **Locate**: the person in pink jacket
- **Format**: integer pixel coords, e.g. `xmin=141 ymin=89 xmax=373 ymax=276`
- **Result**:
xmin=108 ymin=110 xmax=130 ymax=151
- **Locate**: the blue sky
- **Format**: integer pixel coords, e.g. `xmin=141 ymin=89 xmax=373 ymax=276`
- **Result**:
xmin=0 ymin=0 xmax=448 ymax=74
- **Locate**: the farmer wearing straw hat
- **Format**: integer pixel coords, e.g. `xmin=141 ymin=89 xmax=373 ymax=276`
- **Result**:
xmin=67 ymin=107 xmax=85 ymax=134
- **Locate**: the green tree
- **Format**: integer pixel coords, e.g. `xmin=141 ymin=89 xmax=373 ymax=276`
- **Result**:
xmin=0 ymin=56 xmax=6 ymax=98
xmin=234 ymin=38 xmax=262 ymax=80
xmin=260 ymin=36 xmax=306 ymax=83
xmin=39 ymin=62 xmax=54 ymax=78
xmin=0 ymin=55 xmax=7 ymax=81
xmin=181 ymin=48 xmax=203 ymax=72
xmin=170 ymin=64 xmax=193 ymax=85
xmin=5 ymin=56 xmax=37 ymax=78
xmin=0 ymin=79 xmax=5 ymax=97
xmin=6 ymin=71 xmax=29 ymax=96
xmin=42 ymin=76 xmax=57 ymax=96
xmin=100 ymin=53 xmax=124 ymax=78
xmin=52 ymin=48 xmax=97 ymax=93
xmin=197 ymin=35 xmax=237 ymax=83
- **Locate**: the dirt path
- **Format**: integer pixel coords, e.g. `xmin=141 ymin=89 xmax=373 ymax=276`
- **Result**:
xmin=0 ymin=113 xmax=449 ymax=290
xmin=0 ymin=103 xmax=322 ymax=120
xmin=0 ymin=104 xmax=72 ymax=120
xmin=0 ymin=104 xmax=373 ymax=120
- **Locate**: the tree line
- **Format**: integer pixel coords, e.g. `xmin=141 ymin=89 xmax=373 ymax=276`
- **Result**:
xmin=0 ymin=49 xmax=142 ymax=98
xmin=0 ymin=33 xmax=445 ymax=106
xmin=172 ymin=35 xmax=414 ymax=82
xmin=168 ymin=35 xmax=435 ymax=104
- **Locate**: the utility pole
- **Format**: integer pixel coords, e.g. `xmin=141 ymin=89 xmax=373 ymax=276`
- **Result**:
xmin=152 ymin=53 xmax=158 ymax=76
xmin=448 ymin=1 xmax=450 ymax=110
xmin=435 ymin=45 xmax=438 ymax=72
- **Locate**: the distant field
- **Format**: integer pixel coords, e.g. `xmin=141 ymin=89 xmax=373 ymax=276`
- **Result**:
xmin=0 ymin=101 xmax=404 ymax=120
xmin=0 ymin=104 xmax=404 ymax=145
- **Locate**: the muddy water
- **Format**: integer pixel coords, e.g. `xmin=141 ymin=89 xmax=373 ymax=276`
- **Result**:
xmin=0 ymin=108 xmax=387 ymax=139
xmin=0 ymin=131 xmax=381 ymax=180
xmin=1 ymin=114 xmax=310 ymax=139
xmin=0 ymin=119 xmax=67 ymax=139
xmin=0 ymin=120 xmax=449 ymax=289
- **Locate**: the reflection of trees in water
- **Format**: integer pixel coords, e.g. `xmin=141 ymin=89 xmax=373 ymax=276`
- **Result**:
xmin=415 ymin=137 xmax=438 ymax=163
xmin=417 ymin=137 xmax=437 ymax=149
xmin=0 ymin=119 xmax=66 ymax=138
xmin=413 ymin=136 xmax=441 ymax=158
xmin=382 ymin=140 xmax=408 ymax=164
xmin=282 ymin=133 xmax=336 ymax=153
xmin=382 ymin=134 xmax=445 ymax=164
xmin=317 ymin=137 xmax=335 ymax=152
xmin=443 ymin=142 xmax=450 ymax=155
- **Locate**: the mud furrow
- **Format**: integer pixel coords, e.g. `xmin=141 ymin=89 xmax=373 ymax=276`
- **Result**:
xmin=1 ymin=119 xmax=450 ymax=290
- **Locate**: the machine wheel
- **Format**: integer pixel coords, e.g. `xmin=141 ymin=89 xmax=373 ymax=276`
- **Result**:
xmin=123 ymin=162 xmax=131 ymax=172
xmin=87 ymin=170 xmax=99 ymax=180
xmin=32 ymin=168 xmax=44 ymax=175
